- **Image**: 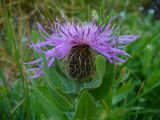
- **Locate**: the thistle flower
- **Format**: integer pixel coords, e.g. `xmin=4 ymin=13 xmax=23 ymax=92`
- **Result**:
xmin=26 ymin=18 xmax=139 ymax=79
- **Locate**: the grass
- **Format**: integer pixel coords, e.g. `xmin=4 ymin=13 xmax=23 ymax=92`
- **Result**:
xmin=0 ymin=0 xmax=160 ymax=120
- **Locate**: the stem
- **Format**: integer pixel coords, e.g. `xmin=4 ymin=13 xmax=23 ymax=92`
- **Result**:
xmin=2 ymin=0 xmax=29 ymax=118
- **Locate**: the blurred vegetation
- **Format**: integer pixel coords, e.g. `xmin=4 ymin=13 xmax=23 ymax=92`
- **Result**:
xmin=0 ymin=0 xmax=160 ymax=120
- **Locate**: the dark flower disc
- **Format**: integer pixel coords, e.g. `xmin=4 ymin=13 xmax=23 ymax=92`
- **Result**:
xmin=66 ymin=44 xmax=95 ymax=80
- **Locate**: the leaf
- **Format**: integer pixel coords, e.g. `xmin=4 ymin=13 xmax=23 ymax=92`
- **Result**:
xmin=74 ymin=91 xmax=97 ymax=120
xmin=41 ymin=54 xmax=76 ymax=94
xmin=112 ymin=81 xmax=133 ymax=105
xmin=90 ymin=55 xmax=115 ymax=100
xmin=40 ymin=114 xmax=48 ymax=120
xmin=31 ymin=86 xmax=62 ymax=118
xmin=54 ymin=59 xmax=77 ymax=94
xmin=31 ymin=85 xmax=72 ymax=119
xmin=96 ymin=55 xmax=106 ymax=79
xmin=101 ymin=90 xmax=112 ymax=111
xmin=77 ymin=55 xmax=109 ymax=96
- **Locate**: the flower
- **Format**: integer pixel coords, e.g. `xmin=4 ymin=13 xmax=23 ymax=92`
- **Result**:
xmin=26 ymin=18 xmax=139 ymax=79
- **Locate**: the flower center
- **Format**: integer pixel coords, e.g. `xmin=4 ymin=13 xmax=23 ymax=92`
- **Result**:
xmin=66 ymin=44 xmax=95 ymax=80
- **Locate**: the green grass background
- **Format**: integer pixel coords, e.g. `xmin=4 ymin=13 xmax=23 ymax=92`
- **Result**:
xmin=0 ymin=0 xmax=160 ymax=120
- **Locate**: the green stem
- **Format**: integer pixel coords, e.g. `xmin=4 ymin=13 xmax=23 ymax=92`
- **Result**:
xmin=2 ymin=0 xmax=29 ymax=118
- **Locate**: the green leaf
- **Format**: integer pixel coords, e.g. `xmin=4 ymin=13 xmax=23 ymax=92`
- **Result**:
xmin=96 ymin=55 xmax=106 ymax=79
xmin=41 ymin=53 xmax=77 ymax=94
xmin=40 ymin=114 xmax=48 ymax=120
xmin=72 ymin=55 xmax=107 ymax=94
xmin=31 ymin=85 xmax=72 ymax=119
xmin=112 ymin=81 xmax=133 ymax=105
xmin=74 ymin=91 xmax=97 ymax=120
xmin=90 ymin=55 xmax=115 ymax=100
xmin=54 ymin=59 xmax=77 ymax=94
xmin=101 ymin=90 xmax=112 ymax=111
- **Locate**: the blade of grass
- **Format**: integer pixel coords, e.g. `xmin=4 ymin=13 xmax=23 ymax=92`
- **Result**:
xmin=119 ymin=30 xmax=160 ymax=72
xmin=125 ymin=80 xmax=160 ymax=107
xmin=11 ymin=98 xmax=26 ymax=115
xmin=0 ymin=96 xmax=13 ymax=120
xmin=2 ymin=0 xmax=29 ymax=118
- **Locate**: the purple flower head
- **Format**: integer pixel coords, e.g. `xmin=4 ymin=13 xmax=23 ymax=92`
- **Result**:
xmin=26 ymin=18 xmax=139 ymax=79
